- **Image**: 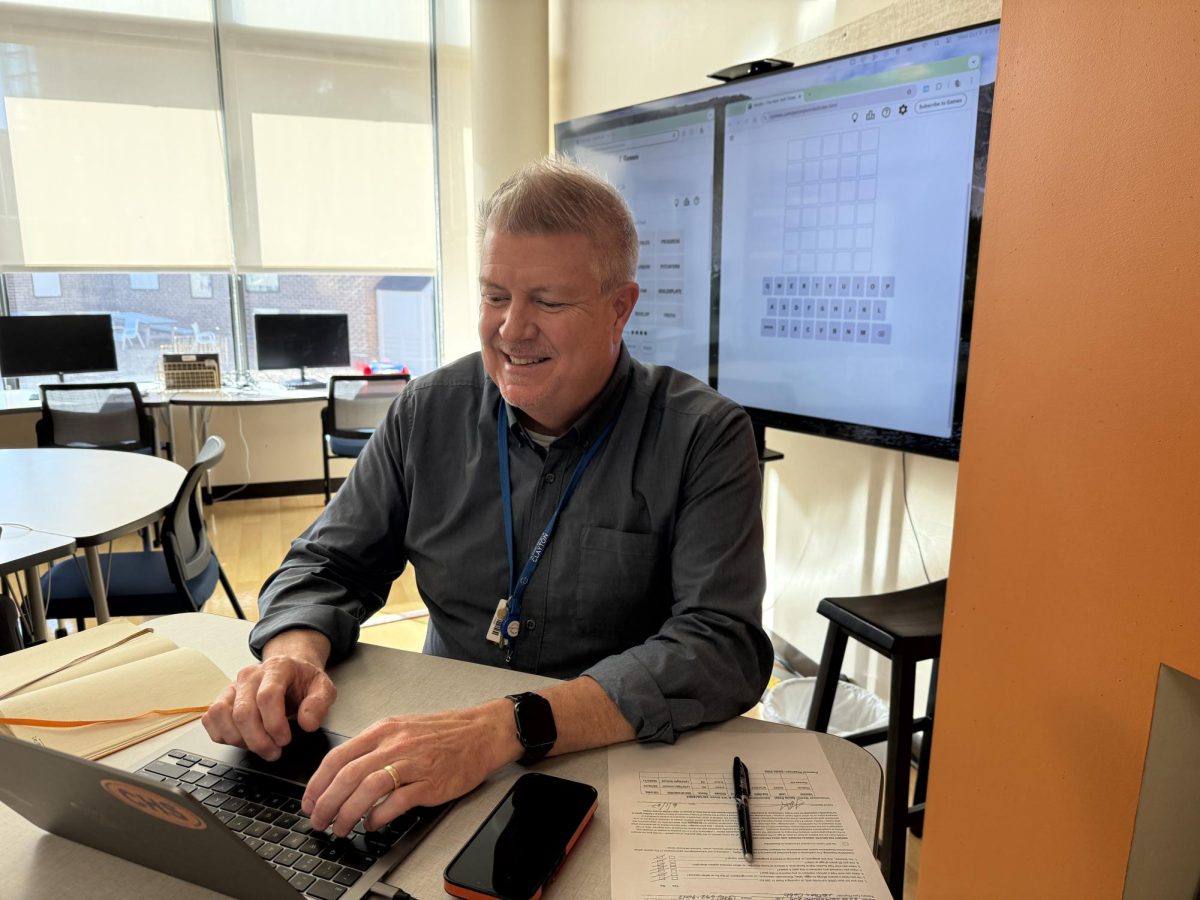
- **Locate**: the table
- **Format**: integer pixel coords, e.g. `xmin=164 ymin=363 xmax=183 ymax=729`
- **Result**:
xmin=167 ymin=386 xmax=326 ymax=452
xmin=0 ymin=449 xmax=185 ymax=634
xmin=0 ymin=613 xmax=884 ymax=899
xmin=0 ymin=527 xmax=76 ymax=642
xmin=0 ymin=386 xmax=168 ymax=417
xmin=164 ymin=384 xmax=326 ymax=495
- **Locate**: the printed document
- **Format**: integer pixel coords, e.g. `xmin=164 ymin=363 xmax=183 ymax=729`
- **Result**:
xmin=608 ymin=731 xmax=890 ymax=899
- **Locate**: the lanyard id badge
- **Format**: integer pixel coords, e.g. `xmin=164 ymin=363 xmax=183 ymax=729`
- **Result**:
xmin=486 ymin=598 xmax=507 ymax=644
xmin=494 ymin=402 xmax=619 ymax=663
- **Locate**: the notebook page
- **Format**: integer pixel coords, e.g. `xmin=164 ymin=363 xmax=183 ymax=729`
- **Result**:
xmin=0 ymin=619 xmax=163 ymax=699
xmin=0 ymin=646 xmax=230 ymax=759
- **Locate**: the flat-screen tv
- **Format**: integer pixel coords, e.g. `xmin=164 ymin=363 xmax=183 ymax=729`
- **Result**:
xmin=254 ymin=312 xmax=350 ymax=388
xmin=0 ymin=313 xmax=118 ymax=378
xmin=556 ymin=21 xmax=1000 ymax=459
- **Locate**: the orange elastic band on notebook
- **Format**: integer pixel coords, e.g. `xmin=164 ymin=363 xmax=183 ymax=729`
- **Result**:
xmin=0 ymin=705 xmax=209 ymax=728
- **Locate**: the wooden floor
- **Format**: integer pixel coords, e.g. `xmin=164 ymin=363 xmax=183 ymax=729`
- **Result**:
xmin=202 ymin=494 xmax=432 ymax=655
xmin=69 ymin=492 xmax=925 ymax=898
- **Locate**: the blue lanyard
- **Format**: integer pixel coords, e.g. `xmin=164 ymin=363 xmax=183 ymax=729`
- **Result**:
xmin=497 ymin=403 xmax=618 ymax=661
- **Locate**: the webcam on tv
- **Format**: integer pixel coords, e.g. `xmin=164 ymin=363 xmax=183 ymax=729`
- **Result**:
xmin=707 ymin=58 xmax=794 ymax=82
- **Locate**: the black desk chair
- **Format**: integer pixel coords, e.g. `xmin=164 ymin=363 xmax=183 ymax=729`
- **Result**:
xmin=321 ymin=373 xmax=410 ymax=503
xmin=806 ymin=579 xmax=945 ymax=900
xmin=39 ymin=435 xmax=245 ymax=623
xmin=38 ymin=382 xmax=163 ymax=550
xmin=36 ymin=383 xmax=156 ymax=453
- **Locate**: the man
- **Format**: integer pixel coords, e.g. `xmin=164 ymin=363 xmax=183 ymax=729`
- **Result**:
xmin=202 ymin=157 xmax=771 ymax=840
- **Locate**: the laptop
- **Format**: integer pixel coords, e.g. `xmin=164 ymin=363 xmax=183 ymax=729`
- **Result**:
xmin=0 ymin=723 xmax=450 ymax=899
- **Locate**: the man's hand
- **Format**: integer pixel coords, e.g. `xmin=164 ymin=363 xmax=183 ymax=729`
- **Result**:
xmin=301 ymin=676 xmax=635 ymax=838
xmin=303 ymin=699 xmax=522 ymax=837
xmin=201 ymin=629 xmax=337 ymax=761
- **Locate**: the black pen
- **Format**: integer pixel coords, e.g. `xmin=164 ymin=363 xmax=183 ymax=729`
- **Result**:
xmin=733 ymin=755 xmax=753 ymax=862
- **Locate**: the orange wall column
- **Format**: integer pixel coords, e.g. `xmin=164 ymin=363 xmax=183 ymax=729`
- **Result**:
xmin=919 ymin=3 xmax=1200 ymax=898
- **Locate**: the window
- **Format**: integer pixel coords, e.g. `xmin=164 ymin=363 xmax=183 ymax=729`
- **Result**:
xmin=190 ymin=274 xmax=213 ymax=298
xmin=3 ymin=273 xmax=235 ymax=385
xmin=0 ymin=0 xmax=450 ymax=386
xmin=244 ymin=274 xmax=279 ymax=293
xmin=247 ymin=273 xmax=435 ymax=378
xmin=0 ymin=5 xmax=232 ymax=270
xmin=31 ymin=273 xmax=60 ymax=297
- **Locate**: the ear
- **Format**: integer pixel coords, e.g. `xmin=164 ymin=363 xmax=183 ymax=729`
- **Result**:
xmin=608 ymin=281 xmax=639 ymax=343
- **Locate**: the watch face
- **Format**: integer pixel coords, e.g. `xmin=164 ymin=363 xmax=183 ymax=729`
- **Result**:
xmin=510 ymin=693 xmax=556 ymax=755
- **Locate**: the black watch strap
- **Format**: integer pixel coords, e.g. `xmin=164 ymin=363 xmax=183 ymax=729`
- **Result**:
xmin=506 ymin=692 xmax=557 ymax=765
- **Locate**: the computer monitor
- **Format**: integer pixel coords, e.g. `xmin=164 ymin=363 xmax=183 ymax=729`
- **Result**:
xmin=0 ymin=313 xmax=118 ymax=379
xmin=253 ymin=312 xmax=350 ymax=389
xmin=556 ymin=20 xmax=1001 ymax=460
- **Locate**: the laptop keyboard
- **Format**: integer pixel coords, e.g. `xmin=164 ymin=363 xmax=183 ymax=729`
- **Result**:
xmin=139 ymin=749 xmax=417 ymax=899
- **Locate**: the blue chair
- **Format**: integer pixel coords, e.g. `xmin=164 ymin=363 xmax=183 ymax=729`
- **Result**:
xmin=39 ymin=435 xmax=245 ymax=622
xmin=36 ymin=383 xmax=156 ymax=454
xmin=321 ymin=373 xmax=410 ymax=503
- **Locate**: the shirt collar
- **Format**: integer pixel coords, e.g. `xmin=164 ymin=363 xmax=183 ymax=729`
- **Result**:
xmin=502 ymin=343 xmax=633 ymax=449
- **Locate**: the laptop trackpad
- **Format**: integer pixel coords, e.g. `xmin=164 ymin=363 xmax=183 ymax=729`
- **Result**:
xmin=233 ymin=719 xmax=351 ymax=784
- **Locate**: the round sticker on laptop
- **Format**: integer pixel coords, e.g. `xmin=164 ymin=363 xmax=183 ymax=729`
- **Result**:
xmin=100 ymin=779 xmax=207 ymax=830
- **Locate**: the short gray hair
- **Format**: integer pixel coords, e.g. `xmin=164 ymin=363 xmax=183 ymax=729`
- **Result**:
xmin=477 ymin=156 xmax=639 ymax=292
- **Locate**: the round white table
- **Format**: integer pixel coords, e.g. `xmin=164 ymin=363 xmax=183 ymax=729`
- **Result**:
xmin=0 ymin=449 xmax=185 ymax=634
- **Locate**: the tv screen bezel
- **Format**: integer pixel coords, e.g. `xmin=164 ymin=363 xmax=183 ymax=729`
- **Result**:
xmin=556 ymin=19 xmax=1000 ymax=461
xmin=0 ymin=313 xmax=118 ymax=378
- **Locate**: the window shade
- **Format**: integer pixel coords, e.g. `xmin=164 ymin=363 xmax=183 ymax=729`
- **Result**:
xmin=0 ymin=1 xmax=233 ymax=270
xmin=218 ymin=0 xmax=436 ymax=272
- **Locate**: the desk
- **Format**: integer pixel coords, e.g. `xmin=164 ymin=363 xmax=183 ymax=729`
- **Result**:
xmin=0 ymin=613 xmax=883 ymax=899
xmin=0 ymin=527 xmax=76 ymax=641
xmin=0 ymin=449 xmax=184 ymax=632
xmin=0 ymin=387 xmax=169 ymax=419
xmin=164 ymin=385 xmax=326 ymax=495
xmin=167 ymin=386 xmax=326 ymax=455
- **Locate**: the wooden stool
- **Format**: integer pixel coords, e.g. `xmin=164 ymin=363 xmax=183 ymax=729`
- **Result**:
xmin=805 ymin=579 xmax=945 ymax=899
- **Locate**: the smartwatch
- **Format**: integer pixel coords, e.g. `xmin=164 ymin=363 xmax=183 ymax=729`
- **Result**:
xmin=505 ymin=692 xmax=557 ymax=764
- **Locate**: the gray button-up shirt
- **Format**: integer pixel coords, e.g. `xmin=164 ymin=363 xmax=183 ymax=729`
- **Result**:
xmin=249 ymin=346 xmax=771 ymax=743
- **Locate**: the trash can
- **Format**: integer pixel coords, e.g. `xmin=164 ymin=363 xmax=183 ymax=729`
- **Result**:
xmin=762 ymin=676 xmax=889 ymax=737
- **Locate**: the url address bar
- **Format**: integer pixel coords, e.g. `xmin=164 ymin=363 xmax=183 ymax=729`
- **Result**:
xmin=583 ymin=130 xmax=680 ymax=153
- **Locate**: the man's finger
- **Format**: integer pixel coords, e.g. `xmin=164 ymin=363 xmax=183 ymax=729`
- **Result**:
xmin=296 ymin=674 xmax=336 ymax=732
xmin=327 ymin=767 xmax=400 ymax=838
xmin=364 ymin=782 xmax=425 ymax=832
xmin=200 ymin=685 xmax=237 ymax=744
xmin=255 ymin=665 xmax=296 ymax=747
xmin=304 ymin=735 xmax=374 ymax=817
xmin=308 ymin=752 xmax=379 ymax=832
xmin=231 ymin=669 xmax=282 ymax=760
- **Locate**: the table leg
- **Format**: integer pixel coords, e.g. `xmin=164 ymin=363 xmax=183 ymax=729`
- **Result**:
xmin=189 ymin=406 xmax=212 ymax=502
xmin=22 ymin=565 xmax=49 ymax=642
xmin=83 ymin=546 xmax=111 ymax=624
xmin=190 ymin=406 xmax=201 ymax=462
xmin=165 ymin=405 xmax=176 ymax=461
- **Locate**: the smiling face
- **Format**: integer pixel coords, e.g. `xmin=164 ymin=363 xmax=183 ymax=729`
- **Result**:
xmin=479 ymin=229 xmax=638 ymax=435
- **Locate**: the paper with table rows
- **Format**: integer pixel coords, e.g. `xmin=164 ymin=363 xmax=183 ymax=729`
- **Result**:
xmin=608 ymin=731 xmax=890 ymax=899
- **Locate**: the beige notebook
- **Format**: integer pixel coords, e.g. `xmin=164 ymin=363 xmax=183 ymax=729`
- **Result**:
xmin=0 ymin=619 xmax=231 ymax=760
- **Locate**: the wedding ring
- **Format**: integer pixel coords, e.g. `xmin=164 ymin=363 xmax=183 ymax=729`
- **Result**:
xmin=383 ymin=763 xmax=401 ymax=792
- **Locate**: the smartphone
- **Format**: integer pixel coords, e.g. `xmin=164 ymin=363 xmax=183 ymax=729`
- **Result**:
xmin=443 ymin=772 xmax=599 ymax=900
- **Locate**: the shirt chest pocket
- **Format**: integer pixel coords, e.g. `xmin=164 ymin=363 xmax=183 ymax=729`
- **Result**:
xmin=572 ymin=526 xmax=669 ymax=640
